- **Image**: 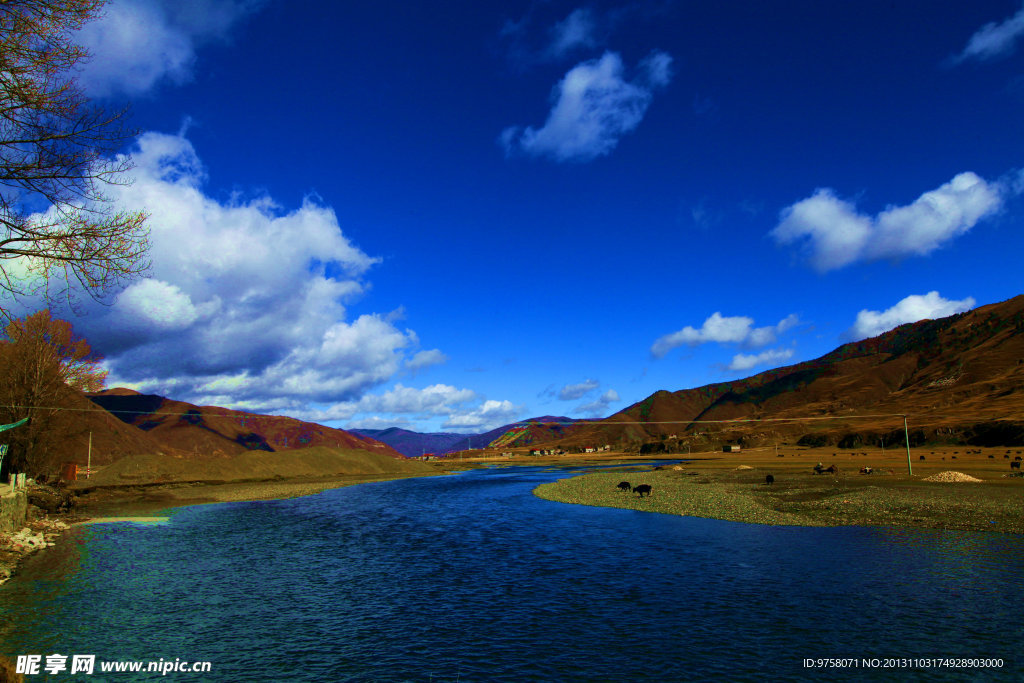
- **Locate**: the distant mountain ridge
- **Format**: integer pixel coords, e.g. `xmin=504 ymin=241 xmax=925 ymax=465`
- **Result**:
xmin=350 ymin=428 xmax=468 ymax=458
xmin=354 ymin=416 xmax=580 ymax=457
xmin=536 ymin=294 xmax=1024 ymax=450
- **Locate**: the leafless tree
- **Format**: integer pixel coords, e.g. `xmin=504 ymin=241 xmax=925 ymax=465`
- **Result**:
xmin=0 ymin=309 xmax=106 ymax=475
xmin=0 ymin=0 xmax=149 ymax=321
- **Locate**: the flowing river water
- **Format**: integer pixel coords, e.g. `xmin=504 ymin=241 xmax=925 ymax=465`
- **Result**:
xmin=1 ymin=465 xmax=1022 ymax=681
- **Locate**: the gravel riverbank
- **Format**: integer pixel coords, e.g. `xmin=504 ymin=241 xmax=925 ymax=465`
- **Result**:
xmin=534 ymin=465 xmax=1024 ymax=533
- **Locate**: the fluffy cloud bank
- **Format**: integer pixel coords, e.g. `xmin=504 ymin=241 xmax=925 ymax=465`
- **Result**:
xmin=772 ymin=172 xmax=1003 ymax=272
xmin=651 ymin=312 xmax=799 ymax=359
xmin=846 ymin=292 xmax=976 ymax=341
xmin=501 ymin=51 xmax=672 ymax=162
xmin=63 ymin=131 xmax=444 ymax=419
xmin=290 ymin=383 xmax=479 ymax=425
xmin=76 ymin=0 xmax=260 ymax=97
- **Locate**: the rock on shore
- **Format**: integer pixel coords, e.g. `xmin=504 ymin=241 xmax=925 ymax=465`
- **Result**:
xmin=0 ymin=518 xmax=70 ymax=586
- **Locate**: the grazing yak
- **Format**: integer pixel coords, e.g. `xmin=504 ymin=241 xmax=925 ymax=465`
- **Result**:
xmin=634 ymin=484 xmax=652 ymax=498
xmin=617 ymin=481 xmax=632 ymax=492
xmin=765 ymin=474 xmax=774 ymax=485
xmin=1012 ymin=461 xmax=1021 ymax=470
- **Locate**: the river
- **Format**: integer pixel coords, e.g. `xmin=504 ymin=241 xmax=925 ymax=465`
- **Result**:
xmin=1 ymin=465 xmax=1022 ymax=681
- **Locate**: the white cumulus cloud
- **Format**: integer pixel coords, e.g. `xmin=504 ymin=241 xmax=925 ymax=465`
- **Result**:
xmin=846 ymin=292 xmax=976 ymax=341
xmin=359 ymin=384 xmax=478 ymax=416
xmin=954 ymin=4 xmax=1024 ymax=63
xmin=443 ymin=400 xmax=523 ymax=432
xmin=501 ymin=50 xmax=672 ymax=162
xmin=76 ymin=0 xmax=261 ymax=97
xmin=651 ymin=312 xmax=799 ymax=359
xmin=727 ymin=349 xmax=794 ymax=372
xmin=113 ymin=278 xmax=202 ymax=331
xmin=68 ymin=130 xmax=440 ymax=415
xmin=772 ymin=172 xmax=1003 ymax=272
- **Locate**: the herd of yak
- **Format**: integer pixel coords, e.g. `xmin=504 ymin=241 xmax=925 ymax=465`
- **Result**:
xmin=615 ymin=462 xmax=851 ymax=497
xmin=616 ymin=481 xmax=652 ymax=497
xmin=616 ymin=455 xmax=1024 ymax=498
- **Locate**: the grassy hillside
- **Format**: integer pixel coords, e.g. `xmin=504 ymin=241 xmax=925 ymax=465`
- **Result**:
xmin=80 ymin=446 xmax=435 ymax=486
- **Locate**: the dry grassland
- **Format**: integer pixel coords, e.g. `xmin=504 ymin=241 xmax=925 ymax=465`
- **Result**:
xmin=529 ymin=446 xmax=1024 ymax=533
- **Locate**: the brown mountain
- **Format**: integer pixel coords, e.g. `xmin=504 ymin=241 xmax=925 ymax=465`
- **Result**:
xmin=8 ymin=386 xmax=177 ymax=473
xmin=87 ymin=390 xmax=403 ymax=459
xmin=540 ymin=294 xmax=1024 ymax=451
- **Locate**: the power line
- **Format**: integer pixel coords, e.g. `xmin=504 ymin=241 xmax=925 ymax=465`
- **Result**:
xmin=0 ymin=404 xmax=272 ymax=419
xmin=515 ymin=414 xmax=913 ymax=425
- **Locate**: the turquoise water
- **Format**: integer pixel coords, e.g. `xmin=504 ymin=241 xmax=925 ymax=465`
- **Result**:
xmin=2 ymin=466 xmax=1023 ymax=681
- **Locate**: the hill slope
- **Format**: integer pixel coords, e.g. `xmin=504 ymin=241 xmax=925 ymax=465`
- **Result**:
xmin=82 ymin=445 xmax=435 ymax=486
xmin=543 ymin=295 xmax=1024 ymax=450
xmin=88 ymin=391 xmax=403 ymax=459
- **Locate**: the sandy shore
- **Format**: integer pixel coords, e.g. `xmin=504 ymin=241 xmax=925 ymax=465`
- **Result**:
xmin=532 ymin=447 xmax=1024 ymax=533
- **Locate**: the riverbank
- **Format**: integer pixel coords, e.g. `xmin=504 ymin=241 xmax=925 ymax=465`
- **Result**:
xmin=69 ymin=470 xmax=448 ymax=516
xmin=533 ymin=446 xmax=1024 ymax=533
xmin=0 ymin=466 xmax=458 ymax=587
xmin=0 ymin=518 xmax=72 ymax=587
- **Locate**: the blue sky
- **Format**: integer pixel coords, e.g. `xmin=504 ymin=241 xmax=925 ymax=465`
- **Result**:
xmin=18 ymin=0 xmax=1024 ymax=433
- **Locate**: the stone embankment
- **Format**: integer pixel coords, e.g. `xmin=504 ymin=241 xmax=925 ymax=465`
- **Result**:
xmin=1 ymin=489 xmax=73 ymax=586
xmin=0 ymin=490 xmax=27 ymax=533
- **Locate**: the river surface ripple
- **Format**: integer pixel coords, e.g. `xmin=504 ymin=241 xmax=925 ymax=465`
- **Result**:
xmin=2 ymin=465 xmax=1023 ymax=682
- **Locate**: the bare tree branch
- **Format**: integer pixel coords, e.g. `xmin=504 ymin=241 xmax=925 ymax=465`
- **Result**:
xmin=0 ymin=0 xmax=150 ymax=320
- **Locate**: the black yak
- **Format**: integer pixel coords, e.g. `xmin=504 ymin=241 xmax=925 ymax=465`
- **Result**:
xmin=634 ymin=484 xmax=652 ymax=497
xmin=617 ymin=481 xmax=632 ymax=492
xmin=765 ymin=474 xmax=775 ymax=485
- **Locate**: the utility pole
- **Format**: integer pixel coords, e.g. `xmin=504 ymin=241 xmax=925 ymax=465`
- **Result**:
xmin=903 ymin=415 xmax=913 ymax=475
xmin=87 ymin=431 xmax=92 ymax=479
